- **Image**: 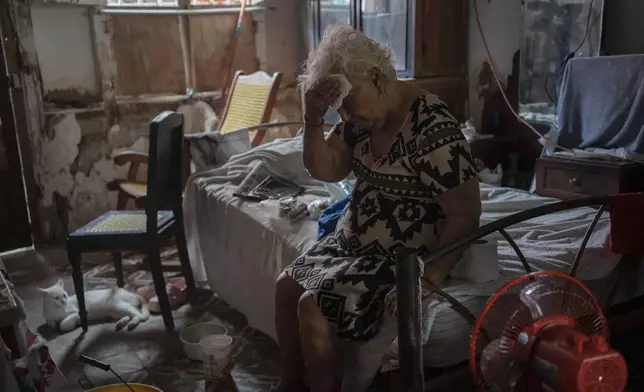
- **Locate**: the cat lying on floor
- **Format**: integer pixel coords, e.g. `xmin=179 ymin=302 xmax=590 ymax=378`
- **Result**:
xmin=39 ymin=279 xmax=149 ymax=332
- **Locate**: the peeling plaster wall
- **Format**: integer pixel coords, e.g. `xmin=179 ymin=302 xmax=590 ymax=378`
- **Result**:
xmin=31 ymin=4 xmax=100 ymax=102
xmin=21 ymin=1 xmax=304 ymax=243
xmin=467 ymin=0 xmax=522 ymax=131
xmin=37 ymin=96 xmax=302 ymax=242
xmin=38 ymin=102 xmax=193 ymax=242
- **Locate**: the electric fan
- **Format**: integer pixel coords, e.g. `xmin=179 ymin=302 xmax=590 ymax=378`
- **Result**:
xmin=469 ymin=271 xmax=628 ymax=392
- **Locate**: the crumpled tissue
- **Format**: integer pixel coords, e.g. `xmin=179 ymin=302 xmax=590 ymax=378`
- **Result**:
xmin=328 ymin=74 xmax=353 ymax=110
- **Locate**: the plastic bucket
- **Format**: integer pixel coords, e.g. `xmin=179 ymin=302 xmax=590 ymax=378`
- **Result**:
xmin=200 ymin=334 xmax=233 ymax=382
xmin=179 ymin=322 xmax=228 ymax=360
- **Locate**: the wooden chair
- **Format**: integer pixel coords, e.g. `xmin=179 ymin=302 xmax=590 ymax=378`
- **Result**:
xmin=218 ymin=70 xmax=283 ymax=147
xmin=109 ymin=70 xmax=282 ymax=210
xmin=67 ymin=111 xmax=197 ymax=333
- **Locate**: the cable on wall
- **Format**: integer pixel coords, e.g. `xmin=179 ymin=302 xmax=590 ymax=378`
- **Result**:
xmin=472 ymin=0 xmax=573 ymax=152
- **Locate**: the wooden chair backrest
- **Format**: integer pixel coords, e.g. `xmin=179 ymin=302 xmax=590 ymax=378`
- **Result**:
xmin=146 ymin=111 xmax=184 ymax=232
xmin=217 ymin=70 xmax=283 ymax=147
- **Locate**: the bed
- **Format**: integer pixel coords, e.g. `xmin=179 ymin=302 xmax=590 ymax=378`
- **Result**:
xmin=183 ymin=135 xmax=644 ymax=389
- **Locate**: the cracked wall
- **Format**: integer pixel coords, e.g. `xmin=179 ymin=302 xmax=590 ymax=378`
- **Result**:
xmin=37 ymin=96 xmax=302 ymax=243
xmin=20 ymin=0 xmax=306 ymax=243
xmin=38 ymin=102 xmax=186 ymax=242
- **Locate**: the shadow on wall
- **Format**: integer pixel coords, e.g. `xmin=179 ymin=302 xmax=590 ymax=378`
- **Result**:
xmin=36 ymin=90 xmax=303 ymax=243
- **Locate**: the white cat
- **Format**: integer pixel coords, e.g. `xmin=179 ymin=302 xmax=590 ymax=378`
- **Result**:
xmin=39 ymin=279 xmax=149 ymax=332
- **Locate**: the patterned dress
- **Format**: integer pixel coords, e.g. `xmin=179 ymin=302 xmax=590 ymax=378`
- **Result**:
xmin=283 ymin=95 xmax=477 ymax=340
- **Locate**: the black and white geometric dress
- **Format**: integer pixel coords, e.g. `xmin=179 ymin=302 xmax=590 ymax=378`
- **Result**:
xmin=283 ymin=94 xmax=478 ymax=340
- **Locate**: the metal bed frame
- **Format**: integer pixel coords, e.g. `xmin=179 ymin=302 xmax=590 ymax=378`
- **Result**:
xmin=394 ymin=193 xmax=643 ymax=392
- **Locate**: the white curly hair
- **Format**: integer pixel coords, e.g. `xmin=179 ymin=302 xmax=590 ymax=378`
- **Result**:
xmin=298 ymin=23 xmax=396 ymax=93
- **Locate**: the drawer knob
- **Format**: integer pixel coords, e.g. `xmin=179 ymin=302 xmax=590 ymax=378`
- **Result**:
xmin=569 ymin=177 xmax=580 ymax=187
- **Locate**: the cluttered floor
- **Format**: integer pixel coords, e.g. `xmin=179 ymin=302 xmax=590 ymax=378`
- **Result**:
xmin=4 ymin=247 xmax=294 ymax=392
xmin=4 ymin=247 xmax=644 ymax=392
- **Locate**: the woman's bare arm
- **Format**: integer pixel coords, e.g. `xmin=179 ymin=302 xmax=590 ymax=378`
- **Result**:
xmin=302 ymin=121 xmax=353 ymax=182
xmin=424 ymin=178 xmax=482 ymax=284
xmin=301 ymin=78 xmax=353 ymax=182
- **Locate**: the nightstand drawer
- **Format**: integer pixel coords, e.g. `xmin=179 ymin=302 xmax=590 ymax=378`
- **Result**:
xmin=535 ymin=156 xmax=644 ymax=200
xmin=540 ymin=166 xmax=619 ymax=197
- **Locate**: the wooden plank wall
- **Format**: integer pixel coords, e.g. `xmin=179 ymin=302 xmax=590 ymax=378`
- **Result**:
xmin=110 ymin=13 xmax=258 ymax=96
xmin=191 ymin=14 xmax=257 ymax=91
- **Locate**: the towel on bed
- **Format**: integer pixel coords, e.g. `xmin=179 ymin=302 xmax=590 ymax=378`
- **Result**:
xmin=555 ymin=55 xmax=644 ymax=153
xmin=317 ymin=196 xmax=350 ymax=240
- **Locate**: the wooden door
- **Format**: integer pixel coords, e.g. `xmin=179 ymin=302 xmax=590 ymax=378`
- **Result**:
xmin=414 ymin=0 xmax=469 ymax=77
xmin=0 ymin=10 xmax=32 ymax=252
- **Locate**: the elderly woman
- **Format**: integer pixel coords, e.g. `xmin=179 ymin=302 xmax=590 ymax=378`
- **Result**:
xmin=274 ymin=24 xmax=481 ymax=392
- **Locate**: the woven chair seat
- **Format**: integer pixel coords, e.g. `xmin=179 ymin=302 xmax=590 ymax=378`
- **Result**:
xmin=118 ymin=181 xmax=148 ymax=199
xmin=71 ymin=210 xmax=174 ymax=236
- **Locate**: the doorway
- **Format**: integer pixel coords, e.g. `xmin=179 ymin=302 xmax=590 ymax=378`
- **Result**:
xmin=0 ymin=5 xmax=33 ymax=252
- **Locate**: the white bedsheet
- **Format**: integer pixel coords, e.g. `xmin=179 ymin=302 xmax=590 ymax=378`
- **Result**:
xmin=183 ymin=136 xmax=625 ymax=373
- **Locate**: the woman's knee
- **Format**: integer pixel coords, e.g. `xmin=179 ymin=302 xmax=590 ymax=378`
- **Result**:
xmin=275 ymin=272 xmax=305 ymax=306
xmin=297 ymin=292 xmax=316 ymax=314
xmin=298 ymin=292 xmax=325 ymax=325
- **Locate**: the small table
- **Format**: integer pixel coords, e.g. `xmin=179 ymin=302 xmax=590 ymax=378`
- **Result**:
xmin=535 ymin=155 xmax=644 ymax=200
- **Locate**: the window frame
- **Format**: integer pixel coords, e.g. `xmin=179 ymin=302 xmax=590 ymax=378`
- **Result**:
xmin=309 ymin=0 xmax=414 ymax=78
xmin=104 ymin=0 xmax=255 ymax=8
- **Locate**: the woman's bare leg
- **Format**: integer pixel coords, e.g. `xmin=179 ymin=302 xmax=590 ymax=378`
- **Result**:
xmin=298 ymin=292 xmax=343 ymax=392
xmin=274 ymin=273 xmax=307 ymax=391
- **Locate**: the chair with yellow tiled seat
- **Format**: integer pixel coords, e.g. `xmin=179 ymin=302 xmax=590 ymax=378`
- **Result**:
xmin=67 ymin=111 xmax=197 ymax=333
xmin=109 ymin=70 xmax=282 ymax=210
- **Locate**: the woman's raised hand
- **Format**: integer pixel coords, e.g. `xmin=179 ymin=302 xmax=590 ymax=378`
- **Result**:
xmin=304 ymin=77 xmax=342 ymax=121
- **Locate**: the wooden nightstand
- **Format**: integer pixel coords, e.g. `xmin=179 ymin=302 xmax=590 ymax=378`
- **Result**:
xmin=535 ymin=156 xmax=644 ymax=200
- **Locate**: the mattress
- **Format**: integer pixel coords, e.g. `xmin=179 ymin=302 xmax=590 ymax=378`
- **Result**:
xmin=183 ymin=136 xmax=640 ymax=371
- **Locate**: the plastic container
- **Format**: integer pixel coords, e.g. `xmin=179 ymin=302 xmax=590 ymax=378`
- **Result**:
xmin=179 ymin=322 xmax=228 ymax=360
xmin=86 ymin=384 xmax=162 ymax=392
xmin=200 ymin=334 xmax=233 ymax=382
xmin=450 ymin=239 xmax=500 ymax=283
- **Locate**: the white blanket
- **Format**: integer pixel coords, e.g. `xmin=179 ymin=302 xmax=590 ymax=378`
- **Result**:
xmin=183 ymin=136 xmax=623 ymax=385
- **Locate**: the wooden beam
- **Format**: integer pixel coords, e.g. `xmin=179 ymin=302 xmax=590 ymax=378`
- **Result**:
xmin=91 ymin=10 xmax=119 ymax=126
xmin=177 ymin=0 xmax=195 ymax=93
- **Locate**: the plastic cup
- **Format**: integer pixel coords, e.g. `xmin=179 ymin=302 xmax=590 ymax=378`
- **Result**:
xmin=199 ymin=334 xmax=233 ymax=382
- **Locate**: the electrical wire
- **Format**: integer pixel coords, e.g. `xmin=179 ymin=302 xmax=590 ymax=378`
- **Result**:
xmin=474 ymin=0 xmax=644 ymax=164
xmin=544 ymin=0 xmax=596 ymax=105
xmin=472 ymin=0 xmax=573 ymax=152
xmin=570 ymin=0 xmax=596 ymax=58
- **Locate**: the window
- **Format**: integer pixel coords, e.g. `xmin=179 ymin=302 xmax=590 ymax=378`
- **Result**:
xmin=360 ymin=0 xmax=409 ymax=72
xmin=190 ymin=0 xmax=248 ymax=5
xmin=319 ymin=0 xmax=351 ymax=37
xmin=106 ymin=0 xmax=252 ymax=7
xmin=311 ymin=0 xmax=412 ymax=76
xmin=107 ymin=0 xmax=179 ymax=6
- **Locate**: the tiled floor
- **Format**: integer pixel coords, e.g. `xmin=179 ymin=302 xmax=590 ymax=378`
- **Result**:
xmin=4 ymin=247 xmax=284 ymax=392
xmin=5 ymin=247 xmax=643 ymax=392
